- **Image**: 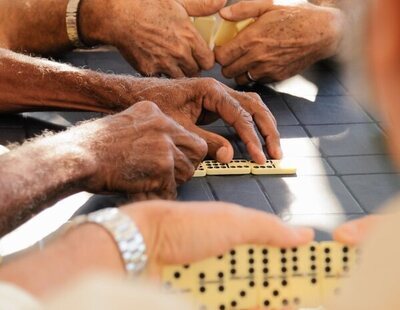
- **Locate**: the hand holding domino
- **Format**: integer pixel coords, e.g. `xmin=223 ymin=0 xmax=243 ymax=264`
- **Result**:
xmin=162 ymin=241 xmax=361 ymax=310
xmin=192 ymin=15 xmax=255 ymax=49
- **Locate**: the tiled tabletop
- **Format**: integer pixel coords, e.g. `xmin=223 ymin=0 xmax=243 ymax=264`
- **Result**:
xmin=1 ymin=50 xmax=399 ymax=243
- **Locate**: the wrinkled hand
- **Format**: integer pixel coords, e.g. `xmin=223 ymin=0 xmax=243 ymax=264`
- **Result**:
xmin=123 ymin=200 xmax=314 ymax=276
xmin=82 ymin=0 xmax=226 ymax=77
xmin=73 ymin=101 xmax=207 ymax=199
xmin=215 ymin=1 xmax=344 ymax=84
xmin=333 ymin=215 xmax=382 ymax=246
xmin=131 ymin=77 xmax=281 ymax=163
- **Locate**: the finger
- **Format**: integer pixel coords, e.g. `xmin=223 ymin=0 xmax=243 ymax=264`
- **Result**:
xmin=203 ymin=88 xmax=266 ymax=163
xmin=333 ymin=216 xmax=382 ymax=246
xmin=190 ymin=27 xmax=215 ymax=70
xmin=151 ymin=188 xmax=178 ymax=200
xmin=119 ymin=47 xmax=160 ymax=77
xmin=214 ymin=26 xmax=252 ymax=67
xmin=172 ymin=145 xmax=196 ymax=185
xmin=131 ymin=191 xmax=173 ymax=201
xmin=225 ymin=88 xmax=282 ymax=159
xmin=221 ymin=51 xmax=256 ymax=78
xmin=220 ymin=0 xmax=273 ymax=21
xmin=179 ymin=48 xmax=201 ymax=77
xmin=185 ymin=124 xmax=234 ymax=163
xmin=235 ymin=62 xmax=286 ymax=85
xmin=179 ymin=0 xmax=227 ymax=16
xmin=231 ymin=207 xmax=315 ymax=248
xmin=131 ymin=192 xmax=153 ymax=201
xmin=170 ymin=125 xmax=208 ymax=166
xmin=235 ymin=73 xmax=253 ymax=86
xmin=159 ymin=63 xmax=186 ymax=79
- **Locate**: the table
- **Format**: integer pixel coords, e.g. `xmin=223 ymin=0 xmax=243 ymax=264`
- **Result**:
xmin=1 ymin=50 xmax=399 ymax=244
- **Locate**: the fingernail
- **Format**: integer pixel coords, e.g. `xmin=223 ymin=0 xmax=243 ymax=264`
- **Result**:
xmin=216 ymin=146 xmax=229 ymax=162
xmin=220 ymin=7 xmax=232 ymax=18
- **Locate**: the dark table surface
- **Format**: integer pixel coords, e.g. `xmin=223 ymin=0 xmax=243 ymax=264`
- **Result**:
xmin=1 ymin=50 xmax=399 ymax=241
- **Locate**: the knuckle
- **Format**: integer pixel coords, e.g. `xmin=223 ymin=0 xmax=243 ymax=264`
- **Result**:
xmin=197 ymin=138 xmax=208 ymax=158
xmin=201 ymin=77 xmax=219 ymax=88
xmin=173 ymin=45 xmax=189 ymax=60
xmin=134 ymin=100 xmax=160 ymax=114
xmin=221 ymin=67 xmax=233 ymax=78
xmin=247 ymin=92 xmax=263 ymax=102
xmin=183 ymin=164 xmax=195 ymax=180
xmin=158 ymin=156 xmax=174 ymax=175
xmin=214 ymin=48 xmax=225 ymax=65
xmin=238 ymin=108 xmax=253 ymax=124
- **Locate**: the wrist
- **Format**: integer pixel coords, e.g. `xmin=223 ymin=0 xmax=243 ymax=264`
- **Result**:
xmin=91 ymin=75 xmax=166 ymax=113
xmin=324 ymin=7 xmax=345 ymax=58
xmin=0 ymin=222 xmax=124 ymax=298
xmin=120 ymin=203 xmax=167 ymax=278
xmin=78 ymin=0 xmax=111 ymax=46
xmin=34 ymin=131 xmax=97 ymax=192
xmin=62 ymin=222 xmax=126 ymax=274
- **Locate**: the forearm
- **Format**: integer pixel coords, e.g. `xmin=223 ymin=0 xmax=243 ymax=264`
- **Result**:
xmin=0 ymin=0 xmax=104 ymax=54
xmin=0 ymin=48 xmax=156 ymax=113
xmin=0 ymin=128 xmax=95 ymax=235
xmin=0 ymin=223 xmax=124 ymax=297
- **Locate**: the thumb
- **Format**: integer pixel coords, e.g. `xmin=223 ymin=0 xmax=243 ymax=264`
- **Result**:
xmin=186 ymin=124 xmax=234 ymax=163
xmin=180 ymin=0 xmax=227 ymax=16
xmin=220 ymin=0 xmax=273 ymax=21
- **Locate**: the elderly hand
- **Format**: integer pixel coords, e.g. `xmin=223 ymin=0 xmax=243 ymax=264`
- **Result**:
xmin=123 ymin=200 xmax=314 ymax=276
xmin=130 ymin=77 xmax=281 ymax=163
xmin=81 ymin=0 xmax=226 ymax=77
xmin=74 ymin=101 xmax=207 ymax=199
xmin=215 ymin=1 xmax=344 ymax=84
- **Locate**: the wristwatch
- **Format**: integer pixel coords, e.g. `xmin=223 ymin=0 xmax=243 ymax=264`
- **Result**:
xmin=66 ymin=0 xmax=87 ymax=48
xmin=66 ymin=208 xmax=148 ymax=277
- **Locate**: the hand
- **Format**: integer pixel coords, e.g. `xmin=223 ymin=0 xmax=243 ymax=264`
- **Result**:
xmin=81 ymin=0 xmax=226 ymax=77
xmin=215 ymin=1 xmax=344 ymax=84
xmin=73 ymin=101 xmax=207 ymax=199
xmin=123 ymin=200 xmax=315 ymax=276
xmin=333 ymin=215 xmax=382 ymax=246
xmin=130 ymin=77 xmax=281 ymax=163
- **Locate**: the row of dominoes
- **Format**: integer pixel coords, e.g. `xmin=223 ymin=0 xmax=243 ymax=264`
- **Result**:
xmin=192 ymin=15 xmax=254 ymax=49
xmin=162 ymin=242 xmax=360 ymax=310
xmin=193 ymin=160 xmax=297 ymax=177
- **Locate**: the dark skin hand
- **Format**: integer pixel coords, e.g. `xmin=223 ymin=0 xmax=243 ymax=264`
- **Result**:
xmin=0 ymin=0 xmax=282 ymax=163
xmin=0 ymin=101 xmax=207 ymax=236
xmin=215 ymin=0 xmax=344 ymax=84
xmin=0 ymin=48 xmax=281 ymax=162
xmin=0 ymin=0 xmax=224 ymax=77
